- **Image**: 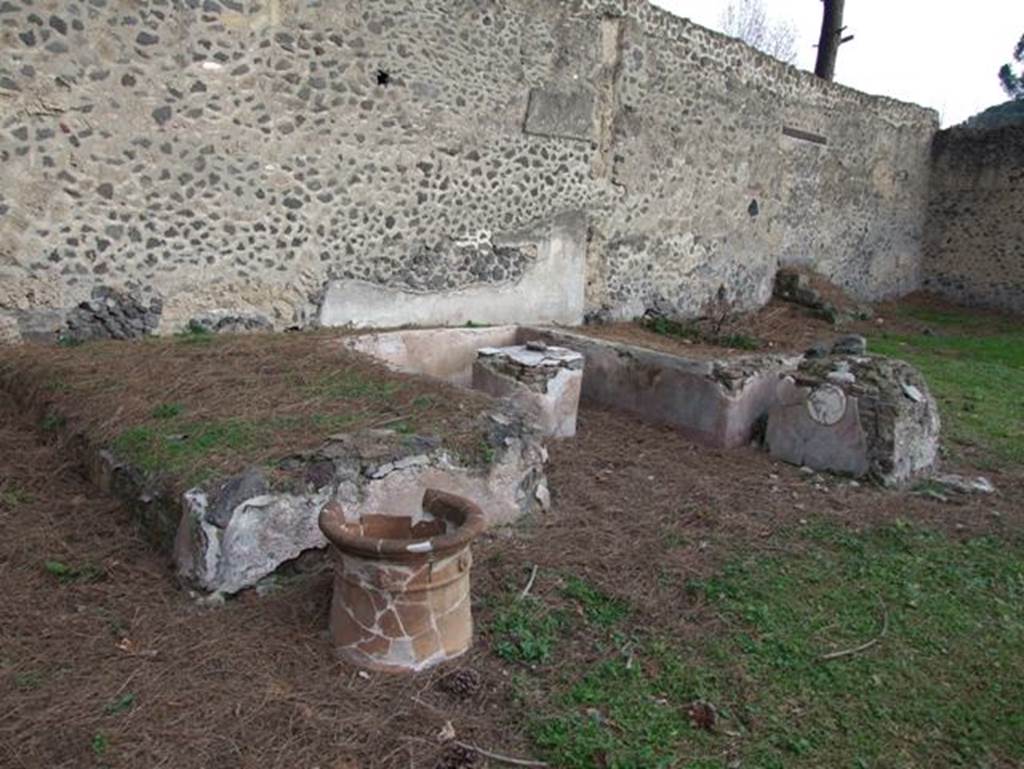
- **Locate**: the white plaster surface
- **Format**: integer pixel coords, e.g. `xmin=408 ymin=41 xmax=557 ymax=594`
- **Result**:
xmin=321 ymin=218 xmax=586 ymax=329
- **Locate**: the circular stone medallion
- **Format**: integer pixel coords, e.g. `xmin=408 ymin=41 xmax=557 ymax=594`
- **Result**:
xmin=806 ymin=384 xmax=848 ymax=426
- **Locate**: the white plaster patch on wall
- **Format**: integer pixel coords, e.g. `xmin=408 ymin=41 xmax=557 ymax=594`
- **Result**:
xmin=320 ymin=214 xmax=587 ymax=328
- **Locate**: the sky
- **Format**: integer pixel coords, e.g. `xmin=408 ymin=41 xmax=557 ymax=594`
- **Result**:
xmin=650 ymin=0 xmax=1024 ymax=126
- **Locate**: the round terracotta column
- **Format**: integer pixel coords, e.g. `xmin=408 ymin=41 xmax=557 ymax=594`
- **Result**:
xmin=318 ymin=489 xmax=486 ymax=673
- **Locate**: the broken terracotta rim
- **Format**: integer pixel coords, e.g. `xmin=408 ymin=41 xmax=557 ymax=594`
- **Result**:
xmin=318 ymin=488 xmax=486 ymax=561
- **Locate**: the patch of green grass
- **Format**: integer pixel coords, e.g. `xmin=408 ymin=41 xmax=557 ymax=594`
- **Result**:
xmin=642 ymin=316 xmax=702 ymax=342
xmin=871 ymin=329 xmax=1024 ymax=464
xmin=563 ymin=576 xmax=629 ymax=627
xmin=112 ymin=419 xmax=260 ymax=480
xmin=489 ymin=596 xmax=568 ymax=664
xmin=529 ymin=524 xmax=1024 ymax=768
xmin=150 ymin=403 xmax=183 ymax=420
xmin=307 ymin=370 xmax=402 ymax=400
xmin=533 ymin=652 xmax=725 ymax=769
xmin=640 ymin=317 xmax=763 ymax=352
xmin=893 ymin=303 xmax=1015 ymax=331
xmin=44 ymin=559 xmax=106 ymax=584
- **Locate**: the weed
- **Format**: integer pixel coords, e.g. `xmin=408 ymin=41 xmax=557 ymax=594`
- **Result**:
xmin=716 ymin=332 xmax=761 ymax=351
xmin=176 ymin=322 xmax=215 ymax=345
xmin=479 ymin=441 xmax=496 ymax=464
xmin=44 ymin=560 xmax=105 ymax=584
xmin=105 ymin=693 xmax=135 ymax=715
xmin=46 ymin=377 xmax=71 ymax=393
xmin=489 ymin=596 xmax=566 ymax=664
xmin=0 ymin=483 xmax=34 ymax=508
xmin=57 ymin=334 xmax=83 ymax=348
xmin=412 ymin=394 xmax=435 ymax=410
xmin=40 ymin=412 xmax=66 ymax=432
xmin=91 ymin=732 xmax=109 ymax=756
xmin=14 ymin=671 xmax=44 ymax=690
xmin=641 ymin=316 xmax=762 ymax=352
xmin=151 ymin=403 xmax=183 ymax=420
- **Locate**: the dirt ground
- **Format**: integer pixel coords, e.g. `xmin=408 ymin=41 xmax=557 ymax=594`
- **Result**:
xmin=3 ymin=382 xmax=1020 ymax=769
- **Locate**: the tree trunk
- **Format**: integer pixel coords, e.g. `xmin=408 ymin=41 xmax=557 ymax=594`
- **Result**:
xmin=814 ymin=0 xmax=845 ymax=80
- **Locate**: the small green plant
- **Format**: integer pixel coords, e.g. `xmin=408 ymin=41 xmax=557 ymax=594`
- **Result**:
xmin=150 ymin=403 xmax=183 ymax=420
xmin=91 ymin=732 xmax=109 ymax=756
xmin=44 ymin=560 xmax=105 ymax=584
xmin=490 ymin=596 xmax=566 ymax=664
xmin=40 ymin=412 xmax=66 ymax=432
xmin=57 ymin=334 xmax=83 ymax=348
xmin=104 ymin=693 xmax=135 ymax=715
xmin=479 ymin=441 xmax=496 ymax=464
xmin=717 ymin=332 xmax=761 ymax=351
xmin=175 ymin=322 xmax=215 ymax=345
xmin=0 ymin=483 xmax=33 ymax=508
xmin=14 ymin=671 xmax=44 ymax=690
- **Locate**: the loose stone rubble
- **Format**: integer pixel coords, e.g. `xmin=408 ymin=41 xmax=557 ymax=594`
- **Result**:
xmin=766 ymin=355 xmax=941 ymax=486
xmin=472 ymin=342 xmax=584 ymax=438
xmin=319 ymin=489 xmax=485 ymax=673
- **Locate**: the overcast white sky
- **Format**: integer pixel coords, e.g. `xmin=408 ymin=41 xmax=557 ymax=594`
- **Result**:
xmin=650 ymin=0 xmax=1024 ymax=126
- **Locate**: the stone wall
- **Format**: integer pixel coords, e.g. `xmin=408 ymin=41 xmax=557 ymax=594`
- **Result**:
xmin=923 ymin=126 xmax=1024 ymax=313
xmin=0 ymin=0 xmax=939 ymax=341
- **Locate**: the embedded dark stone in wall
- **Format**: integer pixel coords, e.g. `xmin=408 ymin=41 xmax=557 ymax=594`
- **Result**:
xmin=524 ymin=88 xmax=595 ymax=143
xmin=152 ymin=106 xmax=172 ymax=126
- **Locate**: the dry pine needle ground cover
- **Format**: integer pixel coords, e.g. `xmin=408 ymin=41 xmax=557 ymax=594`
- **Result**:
xmin=2 ymin=296 xmax=1023 ymax=768
xmin=0 ymin=328 xmax=497 ymax=494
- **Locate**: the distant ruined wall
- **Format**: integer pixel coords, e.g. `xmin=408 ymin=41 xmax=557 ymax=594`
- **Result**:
xmin=924 ymin=126 xmax=1024 ymax=314
xmin=0 ymin=0 xmax=939 ymax=342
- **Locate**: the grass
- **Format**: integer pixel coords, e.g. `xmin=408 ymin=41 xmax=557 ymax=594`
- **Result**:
xmin=489 ymin=595 xmax=568 ymax=664
xmin=110 ymin=414 xmax=364 ymax=485
xmin=521 ymin=525 xmax=1024 ymax=769
xmin=870 ymin=324 xmax=1024 ymax=465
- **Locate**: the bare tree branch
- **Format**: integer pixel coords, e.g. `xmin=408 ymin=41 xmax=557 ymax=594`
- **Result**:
xmin=719 ymin=0 xmax=798 ymax=64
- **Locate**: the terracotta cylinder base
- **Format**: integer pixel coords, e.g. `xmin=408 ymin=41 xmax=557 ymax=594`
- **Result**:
xmin=320 ymin=489 xmax=485 ymax=673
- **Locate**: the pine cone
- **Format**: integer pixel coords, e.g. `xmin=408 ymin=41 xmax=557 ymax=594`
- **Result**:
xmin=434 ymin=743 xmax=480 ymax=769
xmin=436 ymin=667 xmax=482 ymax=700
